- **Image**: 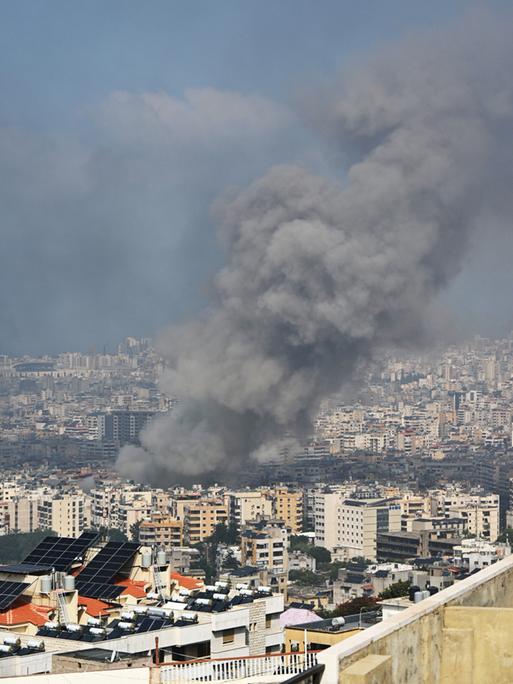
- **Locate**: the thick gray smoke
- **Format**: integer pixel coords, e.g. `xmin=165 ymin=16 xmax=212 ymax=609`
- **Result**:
xmin=117 ymin=17 xmax=513 ymax=485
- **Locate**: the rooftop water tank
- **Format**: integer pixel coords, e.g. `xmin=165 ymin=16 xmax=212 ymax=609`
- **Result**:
xmin=64 ymin=575 xmax=75 ymax=592
xmin=40 ymin=576 xmax=52 ymax=594
xmin=26 ymin=639 xmax=45 ymax=652
xmin=3 ymin=636 xmax=20 ymax=647
xmin=141 ymin=553 xmax=152 ymax=568
xmin=156 ymin=550 xmax=167 ymax=566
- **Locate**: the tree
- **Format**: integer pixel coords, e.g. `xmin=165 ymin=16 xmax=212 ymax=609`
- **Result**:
xmin=308 ymin=546 xmax=331 ymax=564
xmin=129 ymin=520 xmax=142 ymax=542
xmin=321 ymin=596 xmax=378 ymax=619
xmin=497 ymin=528 xmax=513 ymax=545
xmin=91 ymin=527 xmax=128 ymax=542
xmin=379 ymin=580 xmax=411 ymax=600
xmin=328 ymin=561 xmax=347 ymax=581
xmin=289 ymin=570 xmax=321 ymax=586
xmin=0 ymin=530 xmax=57 ymax=563
xmin=208 ymin=522 xmax=239 ymax=546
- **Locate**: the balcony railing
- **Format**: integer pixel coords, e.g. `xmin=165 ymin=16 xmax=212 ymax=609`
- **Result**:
xmin=161 ymin=651 xmax=319 ymax=683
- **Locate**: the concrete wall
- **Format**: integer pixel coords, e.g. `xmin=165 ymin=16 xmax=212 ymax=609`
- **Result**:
xmin=317 ymin=553 xmax=513 ymax=684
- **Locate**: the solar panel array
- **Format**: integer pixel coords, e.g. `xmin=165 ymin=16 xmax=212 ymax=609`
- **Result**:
xmin=76 ymin=541 xmax=139 ymax=600
xmin=0 ymin=581 xmax=30 ymax=610
xmin=76 ymin=582 xmax=124 ymax=602
xmin=76 ymin=541 xmax=139 ymax=584
xmin=22 ymin=531 xmax=99 ymax=572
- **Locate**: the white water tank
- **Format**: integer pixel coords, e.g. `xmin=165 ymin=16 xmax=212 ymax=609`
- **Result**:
xmin=89 ymin=627 xmax=106 ymax=636
xmin=156 ymin=550 xmax=167 ymax=566
xmin=3 ymin=636 xmax=20 ymax=647
xmin=27 ymin=639 xmax=45 ymax=652
xmin=64 ymin=575 xmax=75 ymax=592
xmin=141 ymin=553 xmax=152 ymax=568
xmin=40 ymin=576 xmax=52 ymax=594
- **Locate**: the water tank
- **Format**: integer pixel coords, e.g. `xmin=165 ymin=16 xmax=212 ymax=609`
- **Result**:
xmin=44 ymin=621 xmax=59 ymax=630
xmin=156 ymin=550 xmax=167 ymax=566
xmin=26 ymin=639 xmax=45 ymax=652
xmin=3 ymin=636 xmax=20 ymax=647
xmin=118 ymin=621 xmax=135 ymax=631
xmin=87 ymin=617 xmax=101 ymax=627
xmin=65 ymin=623 xmax=82 ymax=633
xmin=408 ymin=585 xmax=421 ymax=602
xmin=0 ymin=644 xmax=14 ymax=654
xmin=429 ymin=586 xmax=439 ymax=596
xmin=421 ymin=590 xmax=430 ymax=600
xmin=413 ymin=591 xmax=424 ymax=603
xmin=40 ymin=576 xmax=52 ymax=594
xmin=64 ymin=575 xmax=75 ymax=592
xmin=120 ymin=611 xmax=135 ymax=621
xmin=141 ymin=553 xmax=152 ymax=568
xmin=132 ymin=605 xmax=148 ymax=615
xmin=89 ymin=627 xmax=106 ymax=636
xmin=332 ymin=616 xmax=346 ymax=627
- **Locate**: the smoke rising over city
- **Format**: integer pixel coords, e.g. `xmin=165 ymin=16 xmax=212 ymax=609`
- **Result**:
xmin=116 ymin=16 xmax=513 ymax=484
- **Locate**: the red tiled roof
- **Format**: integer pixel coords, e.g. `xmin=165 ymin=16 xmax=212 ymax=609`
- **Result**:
xmin=0 ymin=600 xmax=51 ymax=627
xmin=114 ymin=579 xmax=147 ymax=599
xmin=78 ymin=596 xmax=113 ymax=617
xmin=171 ymin=572 xmax=204 ymax=591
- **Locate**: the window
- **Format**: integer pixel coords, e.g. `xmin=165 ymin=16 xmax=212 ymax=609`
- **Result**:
xmin=223 ymin=629 xmax=235 ymax=644
xmin=266 ymin=616 xmax=272 ymax=629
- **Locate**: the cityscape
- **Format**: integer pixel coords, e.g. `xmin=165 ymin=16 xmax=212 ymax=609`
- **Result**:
xmin=2 ymin=1 xmax=513 ymax=683
xmin=0 ymin=335 xmax=511 ymax=679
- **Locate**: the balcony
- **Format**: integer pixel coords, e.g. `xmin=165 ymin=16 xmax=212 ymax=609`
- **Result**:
xmin=160 ymin=651 xmax=319 ymax=683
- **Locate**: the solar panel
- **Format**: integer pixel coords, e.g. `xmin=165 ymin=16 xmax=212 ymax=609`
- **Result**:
xmin=0 ymin=563 xmax=52 ymax=575
xmin=77 ymin=582 xmax=124 ymax=602
xmin=22 ymin=531 xmax=100 ymax=572
xmin=0 ymin=581 xmax=30 ymax=610
xmin=77 ymin=542 xmax=139 ymax=584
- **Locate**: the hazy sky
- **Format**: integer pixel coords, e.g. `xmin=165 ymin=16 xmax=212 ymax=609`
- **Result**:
xmin=0 ymin=0 xmax=511 ymax=354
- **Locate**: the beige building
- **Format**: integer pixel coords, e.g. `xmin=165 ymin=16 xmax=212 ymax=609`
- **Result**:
xmin=273 ymin=487 xmax=303 ymax=533
xmin=184 ymin=499 xmax=228 ymax=544
xmin=314 ymin=491 xmax=343 ymax=551
xmin=7 ymin=496 xmax=40 ymax=533
xmin=225 ymin=491 xmax=273 ymax=529
xmin=39 ymin=494 xmax=91 ymax=537
xmin=139 ymin=514 xmax=183 ymax=549
xmin=336 ymin=498 xmax=402 ymax=561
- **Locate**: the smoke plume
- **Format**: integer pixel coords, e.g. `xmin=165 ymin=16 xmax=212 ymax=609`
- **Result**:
xmin=117 ymin=15 xmax=513 ymax=485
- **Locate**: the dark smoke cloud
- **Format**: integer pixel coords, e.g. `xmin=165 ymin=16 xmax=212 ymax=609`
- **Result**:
xmin=116 ymin=14 xmax=513 ymax=485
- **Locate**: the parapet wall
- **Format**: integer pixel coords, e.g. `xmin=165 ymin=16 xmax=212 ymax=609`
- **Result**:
xmin=317 ymin=553 xmax=513 ymax=684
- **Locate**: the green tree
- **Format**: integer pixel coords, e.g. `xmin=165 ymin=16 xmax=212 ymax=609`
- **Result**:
xmin=378 ymin=580 xmax=411 ymax=600
xmin=91 ymin=527 xmax=128 ymax=542
xmin=321 ymin=596 xmax=378 ymax=619
xmin=497 ymin=528 xmax=513 ymax=545
xmin=129 ymin=520 xmax=142 ymax=542
xmin=308 ymin=546 xmax=331 ymax=564
xmin=0 ymin=530 xmax=57 ymax=563
xmin=289 ymin=570 xmax=320 ymax=586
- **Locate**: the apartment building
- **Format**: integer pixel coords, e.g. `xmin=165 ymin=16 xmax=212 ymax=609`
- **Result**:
xmin=314 ymin=491 xmax=343 ymax=551
xmin=184 ymin=499 xmax=228 ymax=544
xmin=336 ymin=497 xmax=402 ymax=560
xmin=273 ymin=487 xmax=303 ymax=533
xmin=240 ymin=520 xmax=288 ymax=574
xmin=139 ymin=513 xmax=184 ymax=549
xmin=39 ymin=494 xmax=91 ymax=537
xmin=225 ymin=491 xmax=273 ymax=529
xmin=7 ymin=496 xmax=40 ymax=533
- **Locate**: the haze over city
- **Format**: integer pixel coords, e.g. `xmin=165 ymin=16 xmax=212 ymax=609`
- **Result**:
xmin=2 ymin=4 xmax=513 ymax=683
